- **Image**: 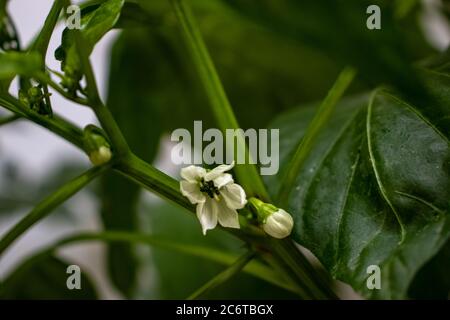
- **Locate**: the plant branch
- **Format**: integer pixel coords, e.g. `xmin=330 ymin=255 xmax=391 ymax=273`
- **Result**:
xmin=0 ymin=114 xmax=20 ymax=126
xmin=70 ymin=28 xmax=130 ymax=157
xmin=187 ymin=250 xmax=256 ymax=300
xmin=169 ymin=0 xmax=269 ymax=201
xmin=30 ymin=0 xmax=64 ymax=56
xmin=0 ymin=94 xmax=85 ymax=150
xmin=0 ymin=165 xmax=110 ymax=258
xmin=117 ymin=153 xmax=194 ymax=211
xmin=35 ymin=72 xmax=90 ymax=106
xmin=277 ymin=67 xmax=356 ymax=206
xmin=268 ymin=238 xmax=338 ymax=299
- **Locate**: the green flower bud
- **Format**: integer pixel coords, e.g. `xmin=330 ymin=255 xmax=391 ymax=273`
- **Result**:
xmin=28 ymin=86 xmax=42 ymax=99
xmin=248 ymin=197 xmax=294 ymax=239
xmin=262 ymin=208 xmax=294 ymax=239
xmin=83 ymin=125 xmax=112 ymax=166
xmin=89 ymin=146 xmax=112 ymax=166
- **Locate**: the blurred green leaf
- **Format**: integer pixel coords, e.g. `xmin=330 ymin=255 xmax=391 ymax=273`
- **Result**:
xmin=0 ymin=254 xmax=97 ymax=299
xmin=0 ymin=162 xmax=89 ymax=218
xmin=0 ymin=52 xmax=41 ymax=89
xmin=224 ymin=0 xmax=434 ymax=102
xmin=266 ymin=69 xmax=450 ymax=299
xmin=138 ymin=0 xmax=345 ymax=130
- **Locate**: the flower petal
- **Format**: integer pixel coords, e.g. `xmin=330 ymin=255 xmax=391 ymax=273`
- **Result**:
xmin=217 ymin=200 xmax=240 ymax=229
xmin=213 ymin=173 xmax=233 ymax=189
xmin=204 ymin=161 xmax=235 ymax=181
xmin=180 ymin=165 xmax=206 ymax=182
xmin=196 ymin=199 xmax=218 ymax=235
xmin=220 ymin=183 xmax=247 ymax=209
xmin=180 ymin=181 xmax=205 ymax=204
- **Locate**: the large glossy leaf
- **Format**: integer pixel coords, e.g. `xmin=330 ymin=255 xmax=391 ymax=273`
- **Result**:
xmin=0 ymin=254 xmax=97 ymax=299
xmin=267 ymin=70 xmax=450 ymax=299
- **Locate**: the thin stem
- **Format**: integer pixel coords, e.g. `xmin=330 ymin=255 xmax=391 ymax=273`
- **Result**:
xmin=169 ymin=0 xmax=269 ymax=201
xmin=0 ymin=94 xmax=85 ymax=150
xmin=117 ymin=153 xmax=193 ymax=211
xmin=269 ymin=239 xmax=338 ymax=299
xmin=73 ymin=30 xmax=130 ymax=157
xmin=0 ymin=114 xmax=20 ymax=126
xmin=35 ymin=72 xmax=90 ymax=106
xmin=277 ymin=67 xmax=356 ymax=206
xmin=0 ymin=165 xmax=110 ymax=257
xmin=187 ymin=250 xmax=256 ymax=300
xmin=30 ymin=0 xmax=64 ymax=56
xmin=29 ymin=0 xmax=64 ymax=112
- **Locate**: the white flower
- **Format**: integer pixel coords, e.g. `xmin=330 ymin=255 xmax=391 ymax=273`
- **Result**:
xmin=180 ymin=161 xmax=247 ymax=235
xmin=263 ymin=209 xmax=294 ymax=239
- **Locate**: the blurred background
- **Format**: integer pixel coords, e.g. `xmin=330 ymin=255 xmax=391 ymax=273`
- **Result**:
xmin=0 ymin=0 xmax=449 ymax=299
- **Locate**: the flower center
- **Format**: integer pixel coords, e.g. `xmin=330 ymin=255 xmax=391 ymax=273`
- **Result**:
xmin=199 ymin=179 xmax=220 ymax=199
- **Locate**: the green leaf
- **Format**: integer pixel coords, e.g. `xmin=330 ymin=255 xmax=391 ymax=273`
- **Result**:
xmin=0 ymin=52 xmax=42 ymax=81
xmin=55 ymin=0 xmax=125 ymax=83
xmin=0 ymin=254 xmax=97 ymax=299
xmin=267 ymin=70 xmax=450 ymax=299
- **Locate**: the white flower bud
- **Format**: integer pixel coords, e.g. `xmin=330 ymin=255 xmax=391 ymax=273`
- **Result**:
xmin=263 ymin=209 xmax=294 ymax=239
xmin=89 ymin=146 xmax=112 ymax=166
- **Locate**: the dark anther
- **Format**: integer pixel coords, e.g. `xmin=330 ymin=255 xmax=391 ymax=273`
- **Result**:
xmin=199 ymin=179 xmax=219 ymax=199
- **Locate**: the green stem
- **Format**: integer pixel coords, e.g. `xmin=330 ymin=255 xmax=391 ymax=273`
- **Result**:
xmin=117 ymin=153 xmax=193 ymax=211
xmin=187 ymin=250 xmax=256 ymax=300
xmin=0 ymin=165 xmax=110 ymax=257
xmin=29 ymin=0 xmax=64 ymax=110
xmin=30 ymin=0 xmax=64 ymax=56
xmin=74 ymin=30 xmax=130 ymax=157
xmin=169 ymin=0 xmax=269 ymax=201
xmin=0 ymin=114 xmax=20 ymax=126
xmin=277 ymin=67 xmax=356 ymax=206
xmin=35 ymin=72 xmax=90 ymax=106
xmin=0 ymin=94 xmax=85 ymax=150
xmin=268 ymin=238 xmax=338 ymax=299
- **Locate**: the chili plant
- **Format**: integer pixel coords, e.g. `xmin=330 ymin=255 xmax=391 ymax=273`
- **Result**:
xmin=0 ymin=0 xmax=449 ymax=300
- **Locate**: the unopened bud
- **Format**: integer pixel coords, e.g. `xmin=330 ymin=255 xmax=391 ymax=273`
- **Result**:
xmin=83 ymin=125 xmax=112 ymax=166
xmin=248 ymin=197 xmax=294 ymax=239
xmin=89 ymin=146 xmax=112 ymax=166
xmin=263 ymin=208 xmax=294 ymax=239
